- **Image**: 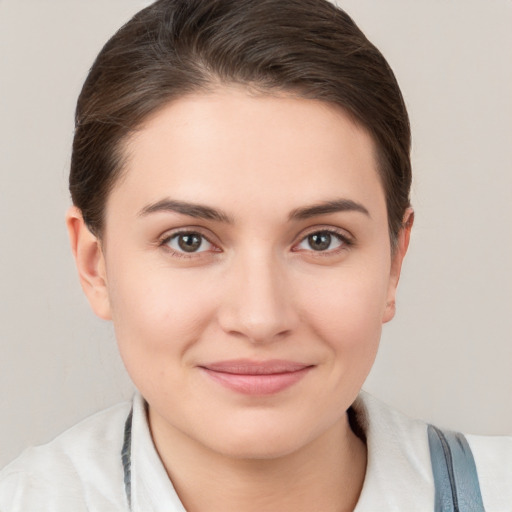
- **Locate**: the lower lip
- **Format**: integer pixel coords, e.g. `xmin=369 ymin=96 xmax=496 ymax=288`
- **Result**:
xmin=201 ymin=367 xmax=312 ymax=395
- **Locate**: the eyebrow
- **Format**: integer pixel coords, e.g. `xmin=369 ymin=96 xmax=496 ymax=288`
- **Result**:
xmin=138 ymin=197 xmax=370 ymax=223
xmin=288 ymin=199 xmax=370 ymax=220
xmin=139 ymin=199 xmax=234 ymax=223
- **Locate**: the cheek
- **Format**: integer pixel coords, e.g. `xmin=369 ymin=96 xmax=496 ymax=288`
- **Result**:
xmin=300 ymin=262 xmax=390 ymax=353
xmin=105 ymin=259 xmax=218 ymax=376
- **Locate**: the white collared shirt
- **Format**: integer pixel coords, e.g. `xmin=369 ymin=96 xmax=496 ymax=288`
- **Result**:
xmin=1 ymin=391 xmax=511 ymax=511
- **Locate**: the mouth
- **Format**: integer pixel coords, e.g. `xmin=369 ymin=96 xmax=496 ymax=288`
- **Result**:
xmin=198 ymin=359 xmax=314 ymax=395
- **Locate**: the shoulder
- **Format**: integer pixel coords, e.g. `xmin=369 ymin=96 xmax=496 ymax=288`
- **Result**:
xmin=0 ymin=400 xmax=132 ymax=512
xmin=354 ymin=391 xmax=512 ymax=512
xmin=466 ymin=432 xmax=512 ymax=510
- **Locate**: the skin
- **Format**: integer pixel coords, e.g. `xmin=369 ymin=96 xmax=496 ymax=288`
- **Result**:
xmin=67 ymin=87 xmax=412 ymax=512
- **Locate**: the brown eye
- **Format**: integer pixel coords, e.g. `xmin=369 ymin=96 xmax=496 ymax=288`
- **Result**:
xmin=307 ymin=232 xmax=333 ymax=251
xmin=178 ymin=233 xmax=202 ymax=252
xmin=166 ymin=232 xmax=213 ymax=253
xmin=295 ymin=230 xmax=349 ymax=253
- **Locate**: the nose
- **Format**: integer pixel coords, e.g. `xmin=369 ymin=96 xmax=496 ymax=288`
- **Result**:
xmin=217 ymin=250 xmax=298 ymax=344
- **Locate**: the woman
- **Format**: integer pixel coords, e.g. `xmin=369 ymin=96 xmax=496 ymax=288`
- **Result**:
xmin=0 ymin=0 xmax=510 ymax=510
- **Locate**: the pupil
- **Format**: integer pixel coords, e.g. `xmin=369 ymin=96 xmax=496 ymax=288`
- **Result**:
xmin=309 ymin=232 xmax=331 ymax=251
xmin=178 ymin=234 xmax=201 ymax=252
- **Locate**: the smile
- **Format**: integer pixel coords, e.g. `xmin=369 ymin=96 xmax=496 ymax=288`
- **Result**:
xmin=199 ymin=359 xmax=314 ymax=395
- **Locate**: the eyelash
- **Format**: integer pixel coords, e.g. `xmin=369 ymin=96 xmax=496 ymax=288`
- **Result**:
xmin=158 ymin=229 xmax=219 ymax=259
xmin=158 ymin=227 xmax=354 ymax=259
xmin=292 ymin=228 xmax=353 ymax=256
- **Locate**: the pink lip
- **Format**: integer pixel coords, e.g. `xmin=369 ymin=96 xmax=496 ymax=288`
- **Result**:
xmin=199 ymin=359 xmax=313 ymax=395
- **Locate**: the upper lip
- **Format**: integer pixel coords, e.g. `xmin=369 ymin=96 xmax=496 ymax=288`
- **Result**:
xmin=199 ymin=359 xmax=312 ymax=375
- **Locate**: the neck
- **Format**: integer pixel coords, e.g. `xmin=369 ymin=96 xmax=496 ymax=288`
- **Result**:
xmin=149 ymin=409 xmax=367 ymax=512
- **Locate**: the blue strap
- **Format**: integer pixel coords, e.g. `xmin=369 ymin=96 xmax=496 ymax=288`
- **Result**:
xmin=122 ymin=407 xmax=134 ymax=511
xmin=428 ymin=425 xmax=486 ymax=512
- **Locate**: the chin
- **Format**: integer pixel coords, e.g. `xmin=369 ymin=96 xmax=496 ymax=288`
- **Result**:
xmin=211 ymin=431 xmax=308 ymax=461
xmin=197 ymin=412 xmax=328 ymax=461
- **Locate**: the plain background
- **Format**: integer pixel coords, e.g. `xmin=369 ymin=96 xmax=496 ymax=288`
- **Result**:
xmin=0 ymin=0 xmax=511 ymax=468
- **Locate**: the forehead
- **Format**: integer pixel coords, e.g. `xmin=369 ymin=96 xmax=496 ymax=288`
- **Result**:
xmin=109 ymin=88 xmax=385 ymax=221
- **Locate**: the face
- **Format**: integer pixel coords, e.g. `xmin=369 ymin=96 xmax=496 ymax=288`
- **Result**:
xmin=69 ymin=87 xmax=410 ymax=460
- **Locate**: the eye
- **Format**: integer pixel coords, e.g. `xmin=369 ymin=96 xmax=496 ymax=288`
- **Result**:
xmin=164 ymin=231 xmax=215 ymax=254
xmin=295 ymin=230 xmax=350 ymax=252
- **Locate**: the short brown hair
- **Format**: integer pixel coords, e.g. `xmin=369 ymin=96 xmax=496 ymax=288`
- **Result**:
xmin=70 ymin=0 xmax=411 ymax=244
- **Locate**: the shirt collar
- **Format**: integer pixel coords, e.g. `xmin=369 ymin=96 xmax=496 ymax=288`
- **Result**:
xmin=126 ymin=390 xmax=434 ymax=511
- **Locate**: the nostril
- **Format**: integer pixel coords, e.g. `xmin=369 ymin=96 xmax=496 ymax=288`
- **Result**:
xmin=218 ymin=306 xmax=297 ymax=344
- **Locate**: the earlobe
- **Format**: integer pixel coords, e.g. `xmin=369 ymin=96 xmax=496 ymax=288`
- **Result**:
xmin=382 ymin=208 xmax=414 ymax=324
xmin=66 ymin=206 xmax=112 ymax=320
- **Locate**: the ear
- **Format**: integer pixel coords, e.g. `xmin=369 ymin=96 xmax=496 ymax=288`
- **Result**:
xmin=66 ymin=206 xmax=112 ymax=320
xmin=382 ymin=208 xmax=414 ymax=324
